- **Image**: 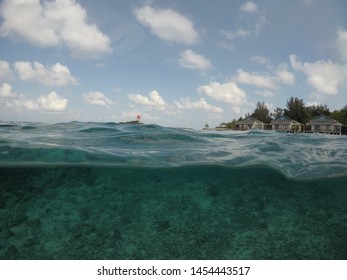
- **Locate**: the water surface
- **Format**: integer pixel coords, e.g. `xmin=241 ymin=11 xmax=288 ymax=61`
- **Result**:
xmin=0 ymin=122 xmax=346 ymax=259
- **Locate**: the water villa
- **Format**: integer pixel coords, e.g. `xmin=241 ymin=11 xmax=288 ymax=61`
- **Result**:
xmin=236 ymin=117 xmax=265 ymax=130
xmin=270 ymin=116 xmax=303 ymax=133
xmin=305 ymin=115 xmax=342 ymax=135
xmin=205 ymin=114 xmax=345 ymax=135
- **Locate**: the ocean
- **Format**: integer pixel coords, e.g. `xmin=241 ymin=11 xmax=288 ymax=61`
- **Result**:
xmin=0 ymin=122 xmax=346 ymax=259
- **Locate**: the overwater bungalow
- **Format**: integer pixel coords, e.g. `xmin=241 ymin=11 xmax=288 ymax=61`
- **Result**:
xmin=305 ymin=115 xmax=342 ymax=135
xmin=236 ymin=117 xmax=265 ymax=130
xmin=270 ymin=116 xmax=303 ymax=132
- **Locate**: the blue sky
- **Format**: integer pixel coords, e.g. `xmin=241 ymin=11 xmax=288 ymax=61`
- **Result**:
xmin=0 ymin=0 xmax=346 ymax=128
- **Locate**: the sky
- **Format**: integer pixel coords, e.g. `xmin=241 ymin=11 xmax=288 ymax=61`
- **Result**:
xmin=0 ymin=0 xmax=347 ymax=129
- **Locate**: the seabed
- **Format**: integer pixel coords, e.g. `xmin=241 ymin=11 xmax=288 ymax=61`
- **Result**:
xmin=1 ymin=166 xmax=346 ymax=259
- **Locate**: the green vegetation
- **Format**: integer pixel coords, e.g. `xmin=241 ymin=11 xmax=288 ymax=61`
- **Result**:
xmin=238 ymin=97 xmax=347 ymax=125
xmin=251 ymin=101 xmax=272 ymax=123
xmin=284 ymin=97 xmax=307 ymax=124
xmin=331 ymin=105 xmax=347 ymax=125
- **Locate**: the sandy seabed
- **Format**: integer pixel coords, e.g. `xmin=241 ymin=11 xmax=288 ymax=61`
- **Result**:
xmin=1 ymin=166 xmax=346 ymax=259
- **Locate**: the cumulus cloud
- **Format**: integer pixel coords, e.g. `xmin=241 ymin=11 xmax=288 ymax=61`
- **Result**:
xmin=240 ymin=1 xmax=258 ymax=14
xmin=134 ymin=5 xmax=199 ymax=45
xmin=290 ymin=55 xmax=346 ymax=95
xmin=37 ymin=91 xmax=68 ymax=111
xmin=275 ymin=63 xmax=295 ymax=85
xmin=175 ymin=97 xmax=223 ymax=113
xmin=178 ymin=50 xmax=212 ymax=71
xmin=83 ymin=91 xmax=114 ymax=107
xmin=0 ymin=0 xmax=111 ymax=59
xmin=14 ymin=61 xmax=77 ymax=86
xmin=0 ymin=82 xmax=17 ymax=97
xmin=0 ymin=60 xmax=13 ymax=80
xmin=337 ymin=29 xmax=347 ymax=62
xmin=4 ymin=91 xmax=68 ymax=111
xmin=197 ymin=81 xmax=248 ymax=107
xmin=234 ymin=64 xmax=295 ymax=90
xmin=128 ymin=90 xmax=167 ymax=110
xmin=6 ymin=97 xmax=39 ymax=111
xmin=235 ymin=69 xmax=279 ymax=90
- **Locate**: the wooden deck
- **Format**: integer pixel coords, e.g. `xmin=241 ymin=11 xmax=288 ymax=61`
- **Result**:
xmin=304 ymin=130 xmax=341 ymax=135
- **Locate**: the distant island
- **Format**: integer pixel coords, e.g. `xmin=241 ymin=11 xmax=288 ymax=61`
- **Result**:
xmin=119 ymin=115 xmax=143 ymax=125
xmin=119 ymin=120 xmax=143 ymax=125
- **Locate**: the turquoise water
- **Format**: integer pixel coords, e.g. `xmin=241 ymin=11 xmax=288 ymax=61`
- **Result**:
xmin=0 ymin=122 xmax=346 ymax=259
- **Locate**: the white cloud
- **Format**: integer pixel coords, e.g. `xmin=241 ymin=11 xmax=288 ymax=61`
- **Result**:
xmin=235 ymin=69 xmax=279 ymax=90
xmin=37 ymin=91 xmax=68 ymax=111
xmin=337 ymin=29 xmax=347 ymax=62
xmin=234 ymin=64 xmax=295 ymax=90
xmin=4 ymin=91 xmax=68 ymax=111
xmin=128 ymin=90 xmax=167 ymax=110
xmin=0 ymin=60 xmax=13 ymax=80
xmin=255 ymin=90 xmax=275 ymax=97
xmin=197 ymin=81 xmax=248 ymax=106
xmin=83 ymin=92 xmax=114 ymax=107
xmin=306 ymin=100 xmax=320 ymax=107
xmin=0 ymin=82 xmax=16 ymax=97
xmin=0 ymin=0 xmax=111 ymax=59
xmin=221 ymin=22 xmax=266 ymax=42
xmin=290 ymin=55 xmax=346 ymax=95
xmin=0 ymin=0 xmax=58 ymax=47
xmin=308 ymin=92 xmax=327 ymax=103
xmin=14 ymin=61 xmax=77 ymax=86
xmin=178 ymin=50 xmax=212 ymax=71
xmin=134 ymin=5 xmax=199 ymax=45
xmin=217 ymin=41 xmax=235 ymax=51
xmin=240 ymin=1 xmax=258 ymax=14
xmin=289 ymin=55 xmax=302 ymax=70
xmin=276 ymin=63 xmax=295 ymax=85
xmin=7 ymin=97 xmax=39 ymax=111
xmin=255 ymin=14 xmax=267 ymax=34
xmin=250 ymin=56 xmax=270 ymax=65
xmin=222 ymin=2 xmax=267 ymax=42
xmin=175 ymin=97 xmax=223 ymax=113
xmin=221 ymin=28 xmax=252 ymax=40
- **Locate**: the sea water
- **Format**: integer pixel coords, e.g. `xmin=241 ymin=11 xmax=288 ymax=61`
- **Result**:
xmin=0 ymin=122 xmax=346 ymax=259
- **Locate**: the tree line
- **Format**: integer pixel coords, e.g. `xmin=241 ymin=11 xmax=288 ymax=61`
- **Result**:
xmin=225 ymin=97 xmax=347 ymax=128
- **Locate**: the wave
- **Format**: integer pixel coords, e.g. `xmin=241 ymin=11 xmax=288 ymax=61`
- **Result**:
xmin=0 ymin=121 xmax=346 ymax=179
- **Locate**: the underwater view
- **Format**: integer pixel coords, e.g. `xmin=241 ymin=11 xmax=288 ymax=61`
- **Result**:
xmin=0 ymin=122 xmax=346 ymax=259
